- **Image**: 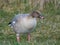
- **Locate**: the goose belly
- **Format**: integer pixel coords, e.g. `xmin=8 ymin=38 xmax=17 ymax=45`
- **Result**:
xmin=13 ymin=18 xmax=37 ymax=33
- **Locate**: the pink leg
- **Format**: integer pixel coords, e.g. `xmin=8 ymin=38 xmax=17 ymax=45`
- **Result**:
xmin=27 ymin=33 xmax=31 ymax=42
xmin=16 ymin=34 xmax=20 ymax=42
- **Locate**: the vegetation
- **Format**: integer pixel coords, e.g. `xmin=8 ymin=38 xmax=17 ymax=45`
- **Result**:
xmin=0 ymin=0 xmax=60 ymax=45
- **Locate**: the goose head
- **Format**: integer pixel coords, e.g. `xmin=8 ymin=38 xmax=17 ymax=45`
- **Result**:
xmin=31 ymin=11 xmax=44 ymax=19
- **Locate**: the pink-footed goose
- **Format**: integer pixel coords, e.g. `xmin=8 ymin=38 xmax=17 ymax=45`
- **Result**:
xmin=8 ymin=11 xmax=44 ymax=42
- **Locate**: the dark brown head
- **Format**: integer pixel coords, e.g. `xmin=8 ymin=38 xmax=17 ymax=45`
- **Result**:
xmin=31 ymin=11 xmax=44 ymax=19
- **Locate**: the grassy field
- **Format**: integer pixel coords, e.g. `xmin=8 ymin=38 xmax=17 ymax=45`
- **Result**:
xmin=0 ymin=0 xmax=60 ymax=45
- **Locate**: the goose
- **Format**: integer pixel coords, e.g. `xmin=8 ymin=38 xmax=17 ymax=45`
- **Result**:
xmin=8 ymin=11 xmax=44 ymax=42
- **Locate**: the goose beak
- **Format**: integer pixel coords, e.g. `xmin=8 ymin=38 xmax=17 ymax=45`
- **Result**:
xmin=40 ymin=15 xmax=44 ymax=19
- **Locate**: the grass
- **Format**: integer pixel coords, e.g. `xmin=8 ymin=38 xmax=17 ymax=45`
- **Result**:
xmin=0 ymin=36 xmax=60 ymax=45
xmin=0 ymin=0 xmax=60 ymax=45
xmin=0 ymin=31 xmax=60 ymax=45
xmin=0 ymin=10 xmax=60 ymax=45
